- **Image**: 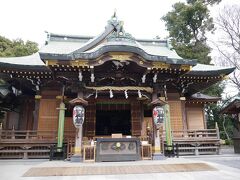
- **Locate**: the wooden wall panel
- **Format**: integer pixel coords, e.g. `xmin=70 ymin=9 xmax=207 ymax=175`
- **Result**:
xmin=64 ymin=117 xmax=75 ymax=132
xmin=84 ymin=101 xmax=96 ymax=137
xmin=26 ymin=100 xmax=35 ymax=130
xmin=37 ymin=99 xmax=59 ymax=131
xmin=6 ymin=112 xmax=19 ymax=130
xmin=186 ymin=105 xmax=204 ymax=130
xmin=19 ymin=98 xmax=35 ymax=130
xmin=168 ymin=101 xmax=183 ymax=131
xmin=131 ymin=102 xmax=142 ymax=136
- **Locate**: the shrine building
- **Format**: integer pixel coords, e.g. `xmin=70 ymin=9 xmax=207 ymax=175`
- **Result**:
xmin=0 ymin=14 xmax=235 ymax=160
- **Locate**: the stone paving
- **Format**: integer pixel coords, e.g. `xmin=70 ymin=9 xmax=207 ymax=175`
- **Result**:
xmin=185 ymin=154 xmax=240 ymax=169
xmin=0 ymin=153 xmax=240 ymax=180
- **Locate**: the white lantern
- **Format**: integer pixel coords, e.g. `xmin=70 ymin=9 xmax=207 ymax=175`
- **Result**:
xmin=73 ymin=105 xmax=85 ymax=128
xmin=153 ymin=106 xmax=164 ymax=125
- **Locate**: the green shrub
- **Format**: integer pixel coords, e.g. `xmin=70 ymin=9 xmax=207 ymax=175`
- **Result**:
xmin=225 ymin=139 xmax=233 ymax=145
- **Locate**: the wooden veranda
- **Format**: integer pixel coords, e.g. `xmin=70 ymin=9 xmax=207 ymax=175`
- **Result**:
xmin=0 ymin=128 xmax=220 ymax=159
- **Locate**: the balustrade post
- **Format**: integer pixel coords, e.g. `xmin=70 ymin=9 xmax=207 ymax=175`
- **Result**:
xmin=11 ymin=125 xmax=15 ymax=139
xmin=23 ymin=152 xmax=28 ymax=159
xmin=0 ymin=123 xmax=2 ymax=141
xmin=26 ymin=130 xmax=29 ymax=139
xmin=195 ymin=146 xmax=199 ymax=156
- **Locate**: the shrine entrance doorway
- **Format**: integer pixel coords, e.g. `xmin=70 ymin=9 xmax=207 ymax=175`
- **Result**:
xmin=95 ymin=103 xmax=131 ymax=136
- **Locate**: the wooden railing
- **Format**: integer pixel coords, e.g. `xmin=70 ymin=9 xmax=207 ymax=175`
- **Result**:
xmin=160 ymin=129 xmax=220 ymax=156
xmin=0 ymin=129 xmax=76 ymax=159
xmin=0 ymin=128 xmax=221 ymax=158
xmin=0 ymin=130 xmax=75 ymax=142
xmin=161 ymin=129 xmax=220 ymax=140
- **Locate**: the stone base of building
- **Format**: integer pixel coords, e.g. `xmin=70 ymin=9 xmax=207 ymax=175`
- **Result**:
xmin=152 ymin=153 xmax=166 ymax=160
xmin=70 ymin=154 xmax=83 ymax=162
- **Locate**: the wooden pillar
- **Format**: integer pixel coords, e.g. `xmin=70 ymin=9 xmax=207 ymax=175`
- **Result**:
xmin=57 ymin=102 xmax=66 ymax=150
xmin=84 ymin=101 xmax=96 ymax=137
xmin=56 ymin=86 xmax=67 ymax=151
xmin=131 ymin=102 xmax=141 ymax=136
xmin=180 ymin=97 xmax=188 ymax=132
xmin=19 ymin=98 xmax=28 ymax=130
xmin=33 ymin=95 xmax=41 ymax=130
xmin=0 ymin=123 xmax=2 ymax=140
xmin=164 ymin=104 xmax=172 ymax=150
xmin=203 ymin=104 xmax=207 ymax=129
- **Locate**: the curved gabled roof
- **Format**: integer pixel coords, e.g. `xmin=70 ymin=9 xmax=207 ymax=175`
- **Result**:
xmin=39 ymin=36 xmax=197 ymax=65
xmin=38 ymin=15 xmax=197 ymax=66
xmin=221 ymin=97 xmax=240 ymax=114
xmin=0 ymin=53 xmax=48 ymax=71
xmin=186 ymin=64 xmax=236 ymax=76
xmin=0 ymin=53 xmax=44 ymax=66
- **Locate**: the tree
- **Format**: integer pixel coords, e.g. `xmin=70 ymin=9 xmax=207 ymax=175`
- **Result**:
xmin=206 ymin=103 xmax=234 ymax=140
xmin=203 ymin=83 xmax=234 ymax=140
xmin=162 ymin=0 xmax=217 ymax=64
xmin=187 ymin=0 xmax=221 ymax=6
xmin=162 ymin=0 xmax=234 ymax=140
xmin=0 ymin=36 xmax=38 ymax=57
xmin=214 ymin=5 xmax=240 ymax=92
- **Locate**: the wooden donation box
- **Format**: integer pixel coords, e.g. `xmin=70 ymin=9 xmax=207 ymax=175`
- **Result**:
xmin=96 ymin=138 xmax=141 ymax=162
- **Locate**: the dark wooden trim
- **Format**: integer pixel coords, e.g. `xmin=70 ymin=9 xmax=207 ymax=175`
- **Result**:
xmin=181 ymin=100 xmax=188 ymax=131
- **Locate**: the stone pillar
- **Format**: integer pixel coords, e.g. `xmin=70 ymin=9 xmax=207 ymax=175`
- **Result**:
xmin=72 ymin=125 xmax=83 ymax=162
xmin=152 ymin=121 xmax=165 ymax=159
xmin=69 ymin=92 xmax=88 ymax=162
xmin=151 ymin=85 xmax=165 ymax=160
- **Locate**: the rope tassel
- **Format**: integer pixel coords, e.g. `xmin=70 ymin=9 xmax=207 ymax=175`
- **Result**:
xmin=138 ymin=90 xmax=142 ymax=98
xmin=110 ymin=89 xmax=113 ymax=98
xmin=124 ymin=90 xmax=128 ymax=99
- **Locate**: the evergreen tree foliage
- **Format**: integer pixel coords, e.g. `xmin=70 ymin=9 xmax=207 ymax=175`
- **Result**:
xmin=0 ymin=36 xmax=38 ymax=57
xmin=162 ymin=0 xmax=216 ymax=64
xmin=162 ymin=0 xmax=234 ymax=140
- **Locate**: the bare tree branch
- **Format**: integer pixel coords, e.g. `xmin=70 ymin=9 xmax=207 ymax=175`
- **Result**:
xmin=214 ymin=5 xmax=240 ymax=92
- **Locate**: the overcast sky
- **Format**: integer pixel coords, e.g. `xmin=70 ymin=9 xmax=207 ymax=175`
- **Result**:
xmin=0 ymin=0 xmax=239 ymax=47
xmin=1 ymin=0 xmax=239 ymax=96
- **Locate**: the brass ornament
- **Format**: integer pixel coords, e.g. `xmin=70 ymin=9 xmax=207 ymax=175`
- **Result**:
xmin=71 ymin=60 xmax=89 ymax=68
xmin=110 ymin=54 xmax=130 ymax=61
xmin=180 ymin=65 xmax=192 ymax=71
xmin=34 ymin=95 xmax=42 ymax=99
xmin=45 ymin=60 xmax=58 ymax=66
xmin=152 ymin=62 xmax=170 ymax=69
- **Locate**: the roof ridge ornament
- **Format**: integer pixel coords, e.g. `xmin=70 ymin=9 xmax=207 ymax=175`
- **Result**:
xmin=108 ymin=9 xmax=120 ymax=28
xmin=112 ymin=9 xmax=117 ymax=20
xmin=107 ymin=12 xmax=135 ymax=43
